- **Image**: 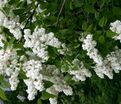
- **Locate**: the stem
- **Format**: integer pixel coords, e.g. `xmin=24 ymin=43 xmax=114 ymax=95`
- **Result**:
xmin=22 ymin=3 xmax=39 ymax=31
xmin=55 ymin=0 xmax=66 ymax=25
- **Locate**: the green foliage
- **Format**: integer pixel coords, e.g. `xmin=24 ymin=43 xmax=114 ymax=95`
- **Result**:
xmin=41 ymin=91 xmax=56 ymax=100
xmin=0 ymin=88 xmax=8 ymax=101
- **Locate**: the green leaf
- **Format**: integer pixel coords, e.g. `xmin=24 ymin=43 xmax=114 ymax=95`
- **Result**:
xmin=19 ymin=69 xmax=27 ymax=79
xmin=74 ymin=0 xmax=83 ymax=7
xmin=89 ymin=0 xmax=97 ymax=3
xmin=9 ymin=38 xmax=15 ymax=45
xmin=41 ymin=91 xmax=56 ymax=100
xmin=82 ymin=22 xmax=88 ymax=31
xmin=13 ymin=9 xmax=25 ymax=15
xmin=112 ymin=7 xmax=121 ymax=16
xmin=0 ymin=75 xmax=4 ymax=81
xmin=98 ymin=35 xmax=105 ymax=44
xmin=8 ymin=0 xmax=20 ymax=5
xmin=84 ymin=4 xmax=95 ymax=13
xmin=37 ymin=98 xmax=42 ymax=104
xmin=43 ymin=80 xmax=53 ymax=88
xmin=87 ymin=24 xmax=93 ymax=32
xmin=0 ymin=88 xmax=8 ymax=101
xmin=95 ymin=12 xmax=99 ymax=19
xmin=99 ymin=17 xmax=107 ymax=27
xmin=13 ymin=43 xmax=24 ymax=49
xmin=106 ymin=30 xmax=117 ymax=38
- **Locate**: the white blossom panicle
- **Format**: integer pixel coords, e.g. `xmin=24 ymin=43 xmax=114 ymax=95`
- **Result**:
xmin=94 ymin=48 xmax=121 ymax=79
xmin=110 ymin=20 xmax=121 ymax=42
xmin=82 ymin=34 xmax=103 ymax=65
xmin=43 ymin=65 xmax=73 ymax=96
xmin=23 ymin=60 xmax=44 ymax=100
xmin=46 ymin=32 xmax=61 ymax=48
xmin=24 ymin=28 xmax=48 ymax=62
xmin=94 ymin=62 xmax=113 ymax=79
xmin=0 ymin=11 xmax=23 ymax=40
xmin=24 ymin=27 xmax=62 ymax=62
xmin=44 ymin=76 xmax=73 ymax=96
xmin=69 ymin=59 xmax=92 ymax=81
xmin=82 ymin=34 xmax=114 ymax=79
xmin=0 ymin=48 xmax=20 ymax=90
xmin=53 ymin=83 xmax=73 ymax=96
xmin=110 ymin=20 xmax=121 ymax=34
xmin=3 ymin=18 xmax=23 ymax=40
xmin=24 ymin=79 xmax=37 ymax=100
xmin=9 ymin=71 xmax=20 ymax=90
xmin=106 ymin=49 xmax=121 ymax=73
xmin=23 ymin=63 xmax=73 ymax=102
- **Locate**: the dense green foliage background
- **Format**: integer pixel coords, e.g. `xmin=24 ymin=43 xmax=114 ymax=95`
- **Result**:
xmin=1 ymin=0 xmax=121 ymax=104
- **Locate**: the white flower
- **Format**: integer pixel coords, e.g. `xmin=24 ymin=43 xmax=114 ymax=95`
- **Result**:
xmin=24 ymin=27 xmax=62 ymax=62
xmin=110 ymin=20 xmax=121 ymax=34
xmin=24 ymin=79 xmax=37 ymax=100
xmin=9 ymin=73 xmax=19 ymax=91
xmin=0 ymin=10 xmax=23 ymax=40
xmin=69 ymin=60 xmax=92 ymax=81
xmin=82 ymin=34 xmax=114 ymax=79
xmin=23 ymin=60 xmax=44 ymax=100
xmin=110 ymin=20 xmax=121 ymax=42
xmin=49 ymin=98 xmax=57 ymax=104
xmin=82 ymin=34 xmax=103 ymax=65
xmin=46 ymin=86 xmax=58 ymax=95
xmin=33 ymin=75 xmax=44 ymax=91
xmin=0 ymin=48 xmax=20 ymax=90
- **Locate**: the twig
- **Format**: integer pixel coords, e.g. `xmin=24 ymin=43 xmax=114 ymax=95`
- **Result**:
xmin=55 ymin=0 xmax=66 ymax=26
xmin=23 ymin=9 xmax=36 ymax=30
xmin=22 ymin=3 xmax=39 ymax=31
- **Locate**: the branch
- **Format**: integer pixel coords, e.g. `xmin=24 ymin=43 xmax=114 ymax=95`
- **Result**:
xmin=22 ymin=3 xmax=39 ymax=31
xmin=55 ymin=0 xmax=66 ymax=25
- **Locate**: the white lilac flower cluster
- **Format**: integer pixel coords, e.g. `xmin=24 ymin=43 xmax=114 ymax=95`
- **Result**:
xmin=82 ymin=34 xmax=114 ymax=79
xmin=23 ymin=61 xmax=73 ymax=102
xmin=82 ymin=34 xmax=103 ymax=65
xmin=94 ymin=48 xmax=121 ymax=79
xmin=43 ymin=65 xmax=73 ymax=104
xmin=0 ymin=48 xmax=20 ymax=90
xmin=68 ymin=59 xmax=92 ymax=81
xmin=110 ymin=20 xmax=121 ymax=42
xmin=105 ymin=48 xmax=121 ymax=73
xmin=43 ymin=65 xmax=73 ymax=96
xmin=82 ymin=34 xmax=121 ymax=79
xmin=0 ymin=11 xmax=23 ymax=40
xmin=23 ymin=60 xmax=44 ymax=100
xmin=24 ymin=27 xmax=62 ymax=62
